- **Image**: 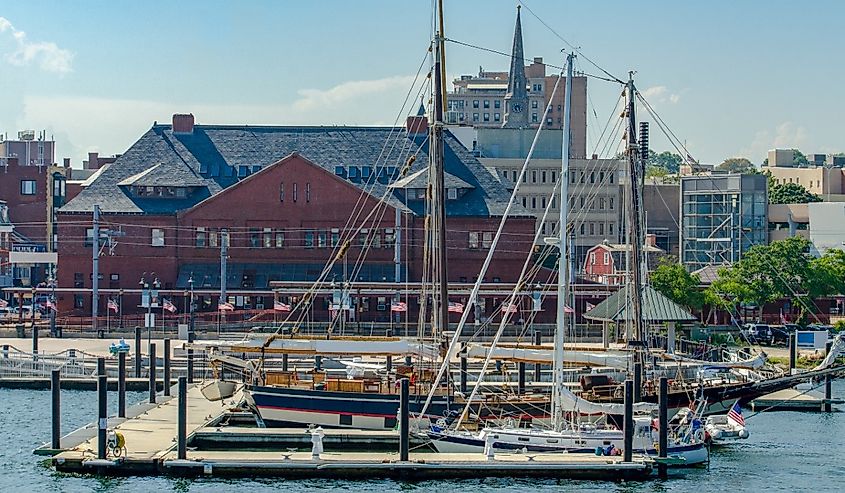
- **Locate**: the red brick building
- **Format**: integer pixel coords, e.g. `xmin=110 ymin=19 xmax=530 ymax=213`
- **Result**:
xmin=56 ymin=115 xmax=536 ymax=318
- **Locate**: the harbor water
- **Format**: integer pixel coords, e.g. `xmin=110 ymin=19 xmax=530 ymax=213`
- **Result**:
xmin=3 ymin=382 xmax=843 ymax=492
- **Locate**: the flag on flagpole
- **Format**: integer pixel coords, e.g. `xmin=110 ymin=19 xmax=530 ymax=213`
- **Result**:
xmin=162 ymin=298 xmax=177 ymax=313
xmin=563 ymin=305 xmax=575 ymax=314
xmin=107 ymin=299 xmax=119 ymax=313
xmin=390 ymin=301 xmax=407 ymax=312
xmin=274 ymin=300 xmax=292 ymax=312
xmin=45 ymin=299 xmax=57 ymax=311
xmin=727 ymin=401 xmax=745 ymax=426
xmin=218 ymin=302 xmax=234 ymax=312
xmin=501 ymin=303 xmax=518 ymax=314
xmin=0 ymin=299 xmax=8 ymax=308
xmin=779 ymin=309 xmax=787 ymax=324
xmin=447 ymin=302 xmax=464 ymax=313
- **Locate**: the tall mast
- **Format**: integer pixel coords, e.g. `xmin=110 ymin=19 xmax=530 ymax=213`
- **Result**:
xmin=624 ymin=73 xmax=645 ymax=347
xmin=552 ymin=52 xmax=575 ymax=432
xmin=432 ymin=0 xmax=449 ymax=339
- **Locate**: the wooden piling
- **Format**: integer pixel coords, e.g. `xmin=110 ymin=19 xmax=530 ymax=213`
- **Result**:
xmin=658 ymin=376 xmax=668 ymax=479
xmin=118 ymin=351 xmax=126 ymax=418
xmin=386 ymin=355 xmax=393 ymax=373
xmin=314 ymin=355 xmax=322 ymax=371
xmin=404 ymin=355 xmax=412 ymax=367
xmin=399 ymin=378 xmax=409 ymax=462
xmin=149 ymin=343 xmax=157 ymax=404
xmin=633 ymin=362 xmax=642 ymax=402
xmin=163 ymin=339 xmax=171 ymax=397
xmin=459 ymin=351 xmax=468 ymax=394
xmin=177 ymin=376 xmax=187 ymax=460
xmin=533 ymin=331 xmax=542 ymax=382
xmin=187 ymin=348 xmax=194 ymax=384
xmin=788 ymin=333 xmax=796 ymax=372
xmin=281 ymin=353 xmax=288 ymax=372
xmin=51 ymin=369 xmax=61 ymax=450
xmin=32 ymin=322 xmax=39 ymax=356
xmin=518 ymin=362 xmax=526 ymax=395
xmin=134 ymin=327 xmax=142 ymax=378
xmin=623 ymin=379 xmax=633 ymax=463
xmin=97 ymin=375 xmax=107 ymax=459
xmin=97 ymin=356 xmax=106 ymax=377
xmin=824 ymin=374 xmax=832 ymax=412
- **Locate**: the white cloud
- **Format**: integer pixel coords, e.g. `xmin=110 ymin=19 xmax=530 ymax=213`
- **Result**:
xmin=739 ymin=121 xmax=808 ymax=162
xmin=18 ymin=75 xmax=419 ymax=164
xmin=0 ymin=16 xmax=73 ymax=74
xmin=640 ymin=85 xmax=682 ymax=104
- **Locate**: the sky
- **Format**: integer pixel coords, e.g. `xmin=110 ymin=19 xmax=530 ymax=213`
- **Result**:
xmin=1 ymin=0 xmax=844 ymax=167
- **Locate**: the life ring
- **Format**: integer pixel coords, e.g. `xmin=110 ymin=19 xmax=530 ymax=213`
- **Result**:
xmin=693 ymin=428 xmax=705 ymax=443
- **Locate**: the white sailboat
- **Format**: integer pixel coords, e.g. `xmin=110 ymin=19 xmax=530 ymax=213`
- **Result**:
xmin=425 ymin=52 xmax=708 ymax=466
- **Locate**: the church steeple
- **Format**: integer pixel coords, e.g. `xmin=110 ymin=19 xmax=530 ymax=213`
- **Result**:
xmin=503 ymin=5 xmax=529 ymax=128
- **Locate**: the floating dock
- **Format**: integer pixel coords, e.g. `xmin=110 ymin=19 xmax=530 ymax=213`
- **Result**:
xmin=43 ymin=381 xmax=653 ymax=481
xmin=752 ymin=387 xmax=842 ymax=411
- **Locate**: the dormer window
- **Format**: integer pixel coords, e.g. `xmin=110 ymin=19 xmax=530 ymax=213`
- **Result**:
xmin=447 ymin=188 xmax=458 ymax=200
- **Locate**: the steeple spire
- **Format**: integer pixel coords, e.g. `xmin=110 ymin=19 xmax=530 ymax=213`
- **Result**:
xmin=503 ymin=5 xmax=529 ymax=128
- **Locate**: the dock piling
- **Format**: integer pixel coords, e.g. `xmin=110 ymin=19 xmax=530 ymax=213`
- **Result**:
xmin=177 ymin=376 xmax=187 ymax=459
xmin=51 ymin=369 xmax=61 ymax=450
xmin=118 ymin=351 xmax=126 ymax=418
xmin=459 ymin=351 xmax=467 ymax=394
xmin=824 ymin=374 xmax=832 ymax=412
xmin=97 ymin=375 xmax=107 ymax=459
xmin=533 ymin=331 xmax=542 ymax=382
xmin=163 ymin=339 xmax=171 ymax=397
xmin=788 ymin=333 xmax=796 ymax=372
xmin=386 ymin=355 xmax=392 ymax=373
xmin=658 ymin=376 xmax=668 ymax=479
xmin=399 ymin=377 xmax=409 ymax=461
xmin=97 ymin=356 xmax=106 ymax=377
xmin=404 ymin=355 xmax=412 ymax=367
xmin=623 ymin=379 xmax=633 ymax=463
xmin=32 ymin=322 xmax=39 ymax=356
xmin=134 ymin=327 xmax=142 ymax=378
xmin=633 ymin=362 xmax=642 ymax=403
xmin=517 ymin=362 xmax=526 ymax=394
xmin=149 ymin=343 xmax=157 ymax=404
xmin=281 ymin=353 xmax=288 ymax=372
xmin=314 ymin=355 xmax=322 ymax=371
xmin=187 ymin=348 xmax=194 ymax=384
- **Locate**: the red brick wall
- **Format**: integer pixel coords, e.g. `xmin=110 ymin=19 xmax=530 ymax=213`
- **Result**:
xmin=0 ymin=158 xmax=49 ymax=242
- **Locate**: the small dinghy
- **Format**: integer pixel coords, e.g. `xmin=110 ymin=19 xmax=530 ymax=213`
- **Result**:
xmin=200 ymin=380 xmax=239 ymax=401
xmin=704 ymin=401 xmax=749 ymax=444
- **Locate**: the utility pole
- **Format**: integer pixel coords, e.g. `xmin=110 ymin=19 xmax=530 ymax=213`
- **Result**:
xmin=92 ymin=204 xmax=100 ymax=334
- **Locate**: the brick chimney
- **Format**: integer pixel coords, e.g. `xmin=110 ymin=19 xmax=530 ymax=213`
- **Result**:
xmin=646 ymin=233 xmax=657 ymax=247
xmin=86 ymin=152 xmax=99 ymax=170
xmin=405 ymin=115 xmax=428 ymax=136
xmin=172 ymin=113 xmax=195 ymax=134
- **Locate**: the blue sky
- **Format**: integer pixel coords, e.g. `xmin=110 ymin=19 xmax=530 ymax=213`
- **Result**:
xmin=1 ymin=0 xmax=844 ymax=166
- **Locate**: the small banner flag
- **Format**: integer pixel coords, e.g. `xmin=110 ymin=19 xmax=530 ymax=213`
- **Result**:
xmin=390 ymin=301 xmax=407 ymax=312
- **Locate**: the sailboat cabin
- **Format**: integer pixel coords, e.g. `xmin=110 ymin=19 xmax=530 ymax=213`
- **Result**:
xmin=582 ymin=234 xmax=664 ymax=285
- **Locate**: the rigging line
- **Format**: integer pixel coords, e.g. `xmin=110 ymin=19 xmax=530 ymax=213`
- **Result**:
xmin=518 ymin=0 xmax=625 ymax=85
xmin=635 ymin=91 xmax=694 ymax=161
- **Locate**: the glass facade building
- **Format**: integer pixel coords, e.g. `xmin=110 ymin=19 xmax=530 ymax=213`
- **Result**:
xmin=680 ymin=174 xmax=768 ymax=270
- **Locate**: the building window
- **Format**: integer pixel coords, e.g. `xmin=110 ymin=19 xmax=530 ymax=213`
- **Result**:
xmin=590 ymin=171 xmax=595 ymax=184
xmin=599 ymin=223 xmax=604 ymax=235
xmin=590 ymin=223 xmax=595 ymax=235
xmin=151 ymin=229 xmax=165 ymax=247
xmin=580 ymin=223 xmax=585 ymax=235
xmin=293 ymin=183 xmax=298 ymax=202
xmin=384 ymin=228 xmax=395 ymax=248
xmin=532 ymin=170 xmax=537 ymax=183
xmin=532 ymin=100 xmax=539 ymax=109
xmin=209 ymin=229 xmax=218 ymax=248
xmin=468 ymin=232 xmax=479 ymax=249
xmin=609 ymin=173 xmax=614 ymax=184
xmin=195 ymin=227 xmax=207 ymax=247
xmin=599 ymin=171 xmax=605 ymax=182
xmin=275 ymin=230 xmax=285 ymax=248
xmin=483 ymin=100 xmax=490 ymax=108
xmin=472 ymin=100 xmax=479 ymax=108
xmin=541 ymin=171 xmax=547 ymax=183
xmin=263 ymin=228 xmax=272 ymax=248
xmin=279 ymin=182 xmax=284 ymax=202
xmin=609 ymin=197 xmax=614 ymax=210
xmin=221 ymin=229 xmax=230 ymax=248
xmin=74 ymin=295 xmax=84 ymax=309
xmin=531 ymin=197 xmax=536 ymax=209
xmin=306 ymin=183 xmax=311 ymax=202
xmin=551 ymin=171 xmax=556 ymax=183
xmin=590 ymin=252 xmax=596 ymax=264
xmin=74 ymin=272 xmax=84 ymax=288
xmin=448 ymin=188 xmax=458 ymax=200
xmin=522 ymin=197 xmax=527 ymax=207
xmin=531 ymin=113 xmax=538 ymax=123
xmin=358 ymin=229 xmax=369 ymax=247
xmin=331 ymin=228 xmax=340 ymax=247
xmin=609 ymin=223 xmax=614 ymax=235
xmin=494 ymin=112 xmax=501 ymax=122
xmin=604 ymin=252 xmax=610 ymax=265
xmin=249 ymin=228 xmax=261 ymax=248
xmin=472 ymin=113 xmax=479 ymax=122
xmin=482 ymin=232 xmax=493 ymax=249
xmin=599 ymin=197 xmax=605 ymax=210
xmin=304 ymin=230 xmax=314 ymax=248
xmin=494 ymin=100 xmax=501 ymax=109
xmin=483 ymin=113 xmax=490 ymax=122
xmin=571 ymin=172 xmax=576 ymax=184
xmin=20 ymin=180 xmax=36 ymax=195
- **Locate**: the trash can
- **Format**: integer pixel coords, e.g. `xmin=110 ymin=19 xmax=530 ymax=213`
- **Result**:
xmin=15 ymin=324 xmax=25 ymax=338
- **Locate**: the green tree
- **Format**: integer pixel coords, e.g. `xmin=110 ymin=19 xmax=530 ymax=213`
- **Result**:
xmin=716 ymin=157 xmax=755 ymax=173
xmin=650 ymin=257 xmax=703 ymax=310
xmin=792 ymin=149 xmax=809 ymax=166
xmin=810 ymin=248 xmax=845 ymax=296
xmin=769 ymin=182 xmax=822 ymax=204
xmin=646 ymin=150 xmax=683 ymax=173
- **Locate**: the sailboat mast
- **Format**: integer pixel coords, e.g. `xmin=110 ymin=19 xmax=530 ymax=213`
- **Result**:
xmin=432 ymin=4 xmax=449 ymax=340
xmin=624 ymin=73 xmax=645 ymax=346
xmin=552 ymin=52 xmax=575 ymax=432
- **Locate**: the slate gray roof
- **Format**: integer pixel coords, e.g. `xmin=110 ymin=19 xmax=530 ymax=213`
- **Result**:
xmin=61 ymin=124 xmax=529 ymax=218
xmin=389 ymin=168 xmax=475 ymax=190
xmin=583 ymin=285 xmax=696 ymax=323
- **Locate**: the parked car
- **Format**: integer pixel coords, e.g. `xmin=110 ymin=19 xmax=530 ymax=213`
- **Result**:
xmin=768 ymin=324 xmax=800 ymax=346
xmin=741 ymin=323 xmax=771 ymax=343
xmin=0 ymin=306 xmax=19 ymax=319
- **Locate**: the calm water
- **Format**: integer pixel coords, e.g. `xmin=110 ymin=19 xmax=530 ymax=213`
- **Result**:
xmin=3 ymin=383 xmax=844 ymax=492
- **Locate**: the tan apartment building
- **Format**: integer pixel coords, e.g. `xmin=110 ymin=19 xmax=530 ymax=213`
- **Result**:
xmin=764 ymin=148 xmax=845 ymax=199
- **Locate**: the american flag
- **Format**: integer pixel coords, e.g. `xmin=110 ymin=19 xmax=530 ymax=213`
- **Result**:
xmin=45 ymin=299 xmax=56 ymax=311
xmin=0 ymin=298 xmax=8 ymax=308
xmin=218 ymin=302 xmax=234 ymax=312
xmin=501 ymin=303 xmax=518 ymax=314
xmin=390 ymin=301 xmax=407 ymax=312
xmin=162 ymin=298 xmax=177 ymax=313
xmin=727 ymin=401 xmax=745 ymax=426
xmin=563 ymin=305 xmax=575 ymax=314
xmin=274 ymin=300 xmax=291 ymax=312
xmin=447 ymin=302 xmax=464 ymax=313
xmin=107 ymin=299 xmax=119 ymax=313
